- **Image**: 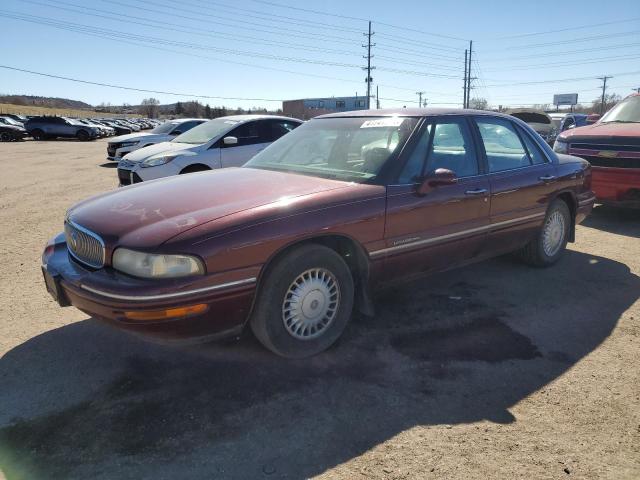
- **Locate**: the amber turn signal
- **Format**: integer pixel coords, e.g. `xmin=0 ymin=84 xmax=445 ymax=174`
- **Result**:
xmin=123 ymin=304 xmax=208 ymax=321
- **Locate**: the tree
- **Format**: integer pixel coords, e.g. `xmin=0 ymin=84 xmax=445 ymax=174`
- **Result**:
xmin=140 ymin=97 xmax=160 ymax=118
xmin=205 ymin=103 xmax=212 ymax=118
xmin=175 ymin=102 xmax=183 ymax=115
xmin=591 ymin=93 xmax=621 ymax=115
xmin=469 ymin=97 xmax=488 ymax=110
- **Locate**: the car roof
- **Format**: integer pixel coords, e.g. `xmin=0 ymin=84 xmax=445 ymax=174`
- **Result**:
xmin=209 ymin=114 xmax=301 ymax=122
xmin=316 ymin=107 xmax=515 ymax=119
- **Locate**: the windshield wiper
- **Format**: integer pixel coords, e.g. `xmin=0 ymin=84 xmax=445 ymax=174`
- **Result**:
xmin=602 ymin=120 xmax=640 ymax=124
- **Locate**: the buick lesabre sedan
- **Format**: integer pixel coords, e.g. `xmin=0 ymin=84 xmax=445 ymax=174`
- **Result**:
xmin=42 ymin=109 xmax=595 ymax=357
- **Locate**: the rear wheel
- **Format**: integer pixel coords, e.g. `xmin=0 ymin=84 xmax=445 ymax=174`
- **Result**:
xmin=0 ymin=132 xmax=11 ymax=142
xmin=31 ymin=129 xmax=45 ymax=140
xmin=76 ymin=130 xmax=90 ymax=141
xmin=519 ymin=199 xmax=571 ymax=267
xmin=250 ymin=244 xmax=354 ymax=358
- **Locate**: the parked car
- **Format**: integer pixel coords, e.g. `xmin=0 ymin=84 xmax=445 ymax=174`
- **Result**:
xmin=1 ymin=113 xmax=27 ymax=125
xmin=554 ymin=93 xmax=640 ymax=208
xmin=0 ymin=123 xmax=28 ymax=141
xmin=117 ymin=115 xmax=302 ymax=185
xmin=76 ymin=119 xmax=115 ymax=137
xmin=42 ymin=108 xmax=595 ymax=357
xmin=106 ymin=118 xmax=207 ymax=161
xmin=24 ymin=116 xmax=101 ymax=141
xmin=507 ymin=109 xmax=556 ymax=145
xmin=94 ymin=119 xmax=131 ymax=136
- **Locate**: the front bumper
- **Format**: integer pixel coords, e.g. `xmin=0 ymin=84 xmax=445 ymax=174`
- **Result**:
xmin=592 ymin=167 xmax=640 ymax=208
xmin=42 ymin=234 xmax=258 ymax=344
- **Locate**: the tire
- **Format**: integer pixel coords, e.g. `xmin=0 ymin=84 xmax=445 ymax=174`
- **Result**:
xmin=519 ymin=199 xmax=571 ymax=267
xmin=0 ymin=132 xmax=11 ymax=142
xmin=250 ymin=244 xmax=355 ymax=358
xmin=76 ymin=130 xmax=90 ymax=141
xmin=31 ymin=129 xmax=45 ymax=140
xmin=180 ymin=164 xmax=211 ymax=174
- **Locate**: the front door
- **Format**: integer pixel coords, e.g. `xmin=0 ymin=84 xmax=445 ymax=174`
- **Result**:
xmin=220 ymin=121 xmax=271 ymax=168
xmin=474 ymin=117 xmax=558 ymax=254
xmin=380 ymin=117 xmax=491 ymax=282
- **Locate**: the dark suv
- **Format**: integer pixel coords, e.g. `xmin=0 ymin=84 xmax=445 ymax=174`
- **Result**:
xmin=24 ymin=116 xmax=101 ymax=141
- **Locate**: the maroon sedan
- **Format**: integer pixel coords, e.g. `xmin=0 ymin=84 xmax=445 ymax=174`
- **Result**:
xmin=42 ymin=109 xmax=595 ymax=357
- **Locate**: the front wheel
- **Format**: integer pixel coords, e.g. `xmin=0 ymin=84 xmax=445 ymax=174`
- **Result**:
xmin=0 ymin=132 xmax=11 ymax=142
xmin=76 ymin=130 xmax=90 ymax=141
xmin=250 ymin=244 xmax=354 ymax=358
xmin=519 ymin=199 xmax=571 ymax=267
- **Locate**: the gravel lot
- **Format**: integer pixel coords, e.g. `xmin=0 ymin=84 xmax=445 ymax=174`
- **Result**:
xmin=0 ymin=139 xmax=638 ymax=480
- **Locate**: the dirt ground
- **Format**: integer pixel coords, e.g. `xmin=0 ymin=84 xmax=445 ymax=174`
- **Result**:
xmin=0 ymin=139 xmax=638 ymax=480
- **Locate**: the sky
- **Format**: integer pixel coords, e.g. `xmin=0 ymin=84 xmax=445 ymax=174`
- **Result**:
xmin=1 ymin=0 xmax=639 ymax=110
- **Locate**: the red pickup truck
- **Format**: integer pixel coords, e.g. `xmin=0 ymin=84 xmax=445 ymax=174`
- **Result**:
xmin=554 ymin=94 xmax=640 ymax=208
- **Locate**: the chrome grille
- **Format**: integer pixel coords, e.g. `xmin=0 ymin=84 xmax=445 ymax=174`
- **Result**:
xmin=64 ymin=221 xmax=105 ymax=268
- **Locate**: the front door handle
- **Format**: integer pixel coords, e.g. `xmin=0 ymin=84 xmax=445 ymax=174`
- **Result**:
xmin=539 ymin=175 xmax=556 ymax=183
xmin=465 ymin=188 xmax=488 ymax=195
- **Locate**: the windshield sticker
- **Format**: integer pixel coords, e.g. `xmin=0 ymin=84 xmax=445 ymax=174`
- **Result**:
xmin=360 ymin=118 xmax=405 ymax=128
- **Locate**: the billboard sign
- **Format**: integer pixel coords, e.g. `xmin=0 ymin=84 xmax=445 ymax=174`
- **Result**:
xmin=553 ymin=93 xmax=578 ymax=106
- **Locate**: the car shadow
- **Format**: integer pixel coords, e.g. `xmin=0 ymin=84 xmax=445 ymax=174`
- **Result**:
xmin=99 ymin=162 xmax=118 ymax=169
xmin=0 ymin=250 xmax=637 ymax=479
xmin=580 ymin=204 xmax=640 ymax=238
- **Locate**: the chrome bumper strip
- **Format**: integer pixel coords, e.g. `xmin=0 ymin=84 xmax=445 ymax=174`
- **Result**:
xmin=80 ymin=277 xmax=257 ymax=301
xmin=369 ymin=212 xmax=545 ymax=258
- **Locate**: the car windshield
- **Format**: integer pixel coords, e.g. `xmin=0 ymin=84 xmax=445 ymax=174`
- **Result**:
xmin=172 ymin=118 xmax=238 ymax=144
xmin=151 ymin=121 xmax=179 ymax=134
xmin=244 ymin=116 xmax=419 ymax=183
xmin=0 ymin=117 xmax=20 ymax=126
xmin=601 ymin=95 xmax=640 ymax=123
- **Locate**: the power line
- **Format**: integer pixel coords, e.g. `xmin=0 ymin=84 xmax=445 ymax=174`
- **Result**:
xmin=248 ymin=0 xmax=469 ymax=42
xmin=0 ymin=65 xmax=285 ymax=101
xmin=499 ymin=16 xmax=640 ymax=39
xmin=498 ymin=29 xmax=640 ymax=51
xmin=484 ymin=70 xmax=640 ymax=87
xmin=23 ymin=0 xmax=362 ymax=56
xmin=481 ymin=53 xmax=640 ymax=72
xmin=480 ymin=42 xmax=640 ymax=62
xmin=0 ymin=11 xmax=363 ymax=69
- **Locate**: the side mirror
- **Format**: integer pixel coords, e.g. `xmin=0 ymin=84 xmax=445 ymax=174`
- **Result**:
xmin=416 ymin=168 xmax=457 ymax=196
xmin=223 ymin=136 xmax=238 ymax=146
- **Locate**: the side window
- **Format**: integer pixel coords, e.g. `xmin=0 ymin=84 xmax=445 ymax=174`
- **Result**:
xmin=267 ymin=120 xmax=300 ymax=142
xmin=476 ymin=118 xmax=530 ymax=173
xmin=427 ymin=120 xmax=478 ymax=177
xmin=516 ymin=125 xmax=548 ymax=165
xmin=229 ymin=121 xmax=263 ymax=146
xmin=399 ymin=124 xmax=432 ymax=183
xmin=173 ymin=121 xmax=199 ymax=134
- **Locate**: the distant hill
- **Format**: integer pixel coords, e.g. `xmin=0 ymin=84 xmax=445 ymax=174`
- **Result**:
xmin=0 ymin=95 xmax=93 ymax=110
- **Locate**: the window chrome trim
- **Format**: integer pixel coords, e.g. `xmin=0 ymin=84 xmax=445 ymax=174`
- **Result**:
xmin=80 ymin=277 xmax=257 ymax=301
xmin=369 ymin=212 xmax=545 ymax=258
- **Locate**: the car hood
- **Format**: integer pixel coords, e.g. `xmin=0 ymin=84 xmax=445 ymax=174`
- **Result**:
xmin=559 ymin=121 xmax=640 ymax=144
xmin=67 ymin=167 xmax=353 ymax=248
xmin=110 ymin=132 xmax=154 ymax=143
xmin=122 ymin=142 xmax=199 ymax=162
xmin=1 ymin=124 xmax=26 ymax=132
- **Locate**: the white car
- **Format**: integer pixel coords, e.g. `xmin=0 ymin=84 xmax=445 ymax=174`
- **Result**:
xmin=106 ymin=118 xmax=207 ymax=161
xmin=116 ymin=115 xmax=302 ymax=185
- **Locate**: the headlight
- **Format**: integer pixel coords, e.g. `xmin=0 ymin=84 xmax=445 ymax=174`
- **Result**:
xmin=112 ymin=248 xmax=205 ymax=279
xmin=140 ymin=154 xmax=179 ymax=168
xmin=119 ymin=141 xmax=139 ymax=148
xmin=553 ymin=139 xmax=569 ymax=154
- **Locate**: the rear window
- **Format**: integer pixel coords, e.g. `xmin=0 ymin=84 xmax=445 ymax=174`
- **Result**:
xmin=509 ymin=112 xmax=551 ymax=124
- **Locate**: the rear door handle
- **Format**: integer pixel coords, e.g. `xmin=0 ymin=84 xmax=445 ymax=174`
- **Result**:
xmin=465 ymin=188 xmax=488 ymax=195
xmin=539 ymin=175 xmax=556 ymax=183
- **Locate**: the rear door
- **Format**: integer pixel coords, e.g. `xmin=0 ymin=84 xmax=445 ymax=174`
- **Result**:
xmin=381 ymin=117 xmax=491 ymax=281
xmin=474 ymin=116 xmax=557 ymax=254
xmin=220 ymin=121 xmax=271 ymax=167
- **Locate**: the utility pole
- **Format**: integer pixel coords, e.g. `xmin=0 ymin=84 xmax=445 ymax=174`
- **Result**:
xmin=466 ymin=40 xmax=473 ymax=108
xmin=362 ymin=21 xmax=375 ymax=110
xmin=416 ymin=91 xmax=425 ymax=108
xmin=376 ymin=85 xmax=380 ymax=109
xmin=597 ymin=75 xmax=613 ymax=114
xmin=463 ymin=49 xmax=468 ymax=108
xmin=633 ymin=87 xmax=640 ymax=94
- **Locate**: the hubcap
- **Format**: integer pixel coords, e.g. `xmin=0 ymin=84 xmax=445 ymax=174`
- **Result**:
xmin=282 ymin=268 xmax=340 ymax=340
xmin=542 ymin=209 xmax=565 ymax=257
